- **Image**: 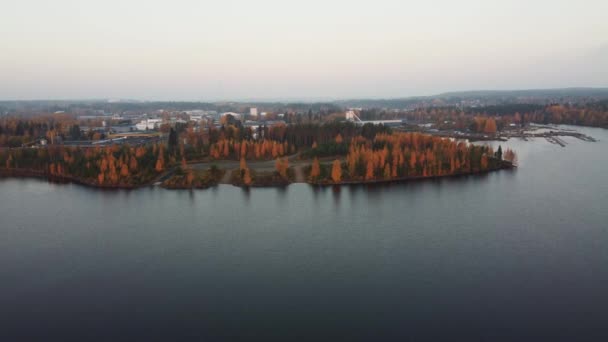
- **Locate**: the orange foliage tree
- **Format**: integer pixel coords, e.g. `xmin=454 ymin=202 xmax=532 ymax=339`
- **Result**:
xmin=331 ymin=159 xmax=342 ymax=183
xmin=275 ymin=158 xmax=289 ymax=179
xmin=310 ymin=157 xmax=321 ymax=180
xmin=484 ymin=118 xmax=497 ymax=134
xmin=504 ymin=149 xmax=518 ymax=165
xmin=243 ymin=168 xmax=252 ymax=186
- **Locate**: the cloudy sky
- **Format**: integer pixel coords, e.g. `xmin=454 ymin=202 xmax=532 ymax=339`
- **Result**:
xmin=1 ymin=0 xmax=607 ymax=100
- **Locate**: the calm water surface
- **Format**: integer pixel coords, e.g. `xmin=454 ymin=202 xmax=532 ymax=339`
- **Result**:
xmin=1 ymin=126 xmax=607 ymax=341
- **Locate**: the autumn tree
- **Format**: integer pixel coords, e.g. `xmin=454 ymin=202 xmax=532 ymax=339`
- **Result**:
xmin=155 ymin=153 xmax=165 ymax=172
xmin=365 ymin=159 xmax=374 ymax=180
xmin=186 ymin=170 xmax=195 ymax=186
xmin=240 ymin=141 xmax=248 ymax=158
xmin=120 ymin=163 xmax=129 ymax=178
xmin=484 ymin=118 xmax=497 ymax=134
xmin=409 ymin=151 xmax=417 ymax=171
xmin=243 ymin=168 xmax=252 ymax=186
xmin=383 ymin=163 xmax=391 ymax=179
xmin=504 ymin=149 xmax=518 ymax=165
xmin=309 ymin=157 xmax=321 ymax=180
xmin=331 ymin=159 xmax=342 ymax=183
xmin=480 ymin=154 xmax=488 ymax=170
xmin=275 ymin=158 xmax=289 ymax=179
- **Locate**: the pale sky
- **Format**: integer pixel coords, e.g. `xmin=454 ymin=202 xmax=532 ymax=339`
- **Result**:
xmin=1 ymin=0 xmax=607 ymax=100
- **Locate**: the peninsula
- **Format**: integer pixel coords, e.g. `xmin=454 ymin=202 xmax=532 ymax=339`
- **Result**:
xmin=4 ymin=89 xmax=607 ymax=189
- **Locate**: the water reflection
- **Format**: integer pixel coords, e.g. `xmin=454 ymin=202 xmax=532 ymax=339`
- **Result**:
xmin=276 ymin=185 xmax=288 ymax=200
xmin=211 ymin=184 xmax=219 ymax=197
xmin=331 ymin=185 xmax=341 ymax=209
xmin=188 ymin=189 xmax=195 ymax=204
xmin=309 ymin=184 xmax=322 ymax=200
xmin=240 ymin=186 xmax=251 ymax=204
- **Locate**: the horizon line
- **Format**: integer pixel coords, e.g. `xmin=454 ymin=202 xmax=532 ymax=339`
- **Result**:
xmin=2 ymin=86 xmax=608 ymax=104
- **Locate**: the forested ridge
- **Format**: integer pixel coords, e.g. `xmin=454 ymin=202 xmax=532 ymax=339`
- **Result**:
xmin=359 ymin=103 xmax=608 ymax=130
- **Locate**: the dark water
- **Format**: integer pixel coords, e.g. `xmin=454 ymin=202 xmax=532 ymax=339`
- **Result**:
xmin=1 ymin=126 xmax=607 ymax=341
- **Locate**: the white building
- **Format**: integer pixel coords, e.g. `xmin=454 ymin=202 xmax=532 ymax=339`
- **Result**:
xmin=185 ymin=110 xmax=205 ymax=115
xmin=346 ymin=110 xmax=403 ymax=126
xmin=220 ymin=112 xmax=242 ymax=120
xmin=345 ymin=110 xmax=356 ymax=121
xmin=250 ymin=107 xmax=258 ymax=117
xmin=136 ymin=118 xmax=162 ymax=131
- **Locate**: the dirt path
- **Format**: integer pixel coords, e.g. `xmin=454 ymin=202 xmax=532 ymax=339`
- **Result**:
xmin=189 ymin=152 xmax=317 ymax=184
xmin=219 ymin=169 xmax=233 ymax=184
xmin=294 ymin=165 xmax=305 ymax=183
xmin=190 ymin=152 xmax=307 ymax=172
xmin=154 ymin=167 xmax=177 ymax=184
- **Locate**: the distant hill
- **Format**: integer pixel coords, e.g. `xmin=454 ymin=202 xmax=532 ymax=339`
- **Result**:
xmin=2 ymin=88 xmax=608 ymax=114
xmin=436 ymin=88 xmax=608 ymax=99
xmin=334 ymin=88 xmax=608 ymax=109
xmin=333 ymin=97 xmax=427 ymax=110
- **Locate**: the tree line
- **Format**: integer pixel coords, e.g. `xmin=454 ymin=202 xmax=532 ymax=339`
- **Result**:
xmin=356 ymin=103 xmax=608 ymax=130
xmin=0 ymin=143 xmax=166 ymax=187
xmin=308 ymin=133 xmax=516 ymax=183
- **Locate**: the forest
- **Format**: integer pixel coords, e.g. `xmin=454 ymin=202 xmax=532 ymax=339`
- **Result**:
xmin=0 ymin=117 xmax=516 ymax=188
xmin=306 ymin=132 xmax=516 ymax=184
xmin=0 ymin=143 xmax=166 ymax=188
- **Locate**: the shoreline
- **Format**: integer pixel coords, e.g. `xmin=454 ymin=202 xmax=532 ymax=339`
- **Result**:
xmin=0 ymin=168 xmax=141 ymax=189
xmin=0 ymin=162 xmax=514 ymax=190
xmin=309 ymin=162 xmax=514 ymax=187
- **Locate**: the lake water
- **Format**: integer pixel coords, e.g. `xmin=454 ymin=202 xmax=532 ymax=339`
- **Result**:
xmin=1 ymin=126 xmax=607 ymax=341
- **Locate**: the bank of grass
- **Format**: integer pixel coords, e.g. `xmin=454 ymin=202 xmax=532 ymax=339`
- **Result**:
xmin=162 ymin=166 xmax=224 ymax=189
xmin=231 ymin=168 xmax=294 ymax=187
xmin=0 ymin=167 xmax=145 ymax=189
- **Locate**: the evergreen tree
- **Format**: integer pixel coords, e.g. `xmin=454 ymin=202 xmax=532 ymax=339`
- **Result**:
xmin=496 ymin=145 xmax=503 ymax=160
